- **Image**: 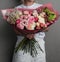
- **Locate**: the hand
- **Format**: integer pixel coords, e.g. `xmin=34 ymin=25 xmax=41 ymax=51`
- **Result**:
xmin=26 ymin=34 xmax=34 ymax=39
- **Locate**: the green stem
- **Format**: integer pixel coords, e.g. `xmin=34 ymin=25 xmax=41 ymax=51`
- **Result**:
xmin=15 ymin=37 xmax=28 ymax=53
xmin=15 ymin=37 xmax=43 ymax=57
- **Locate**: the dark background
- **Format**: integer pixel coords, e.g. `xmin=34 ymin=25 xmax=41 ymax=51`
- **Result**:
xmin=0 ymin=0 xmax=60 ymax=62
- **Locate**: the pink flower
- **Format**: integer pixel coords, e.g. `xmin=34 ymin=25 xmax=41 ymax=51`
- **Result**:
xmin=16 ymin=19 xmax=20 ymax=24
xmin=23 ymin=11 xmax=29 ymax=15
xmin=24 ymin=16 xmax=37 ymax=30
xmin=21 ymin=19 xmax=28 ymax=26
xmin=20 ymin=15 xmax=24 ymax=19
xmin=28 ymin=16 xmax=35 ymax=23
xmin=17 ymin=22 xmax=24 ymax=29
xmin=40 ymin=23 xmax=45 ymax=27
xmin=34 ymin=17 xmax=39 ymax=22
xmin=40 ymin=23 xmax=47 ymax=28
xmin=16 ymin=19 xmax=25 ymax=29
xmin=23 ymin=15 xmax=29 ymax=19
xmin=26 ymin=22 xmax=36 ymax=30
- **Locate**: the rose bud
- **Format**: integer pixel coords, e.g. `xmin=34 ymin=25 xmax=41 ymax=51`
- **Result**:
xmin=16 ymin=19 xmax=20 ymax=24
xmin=34 ymin=17 xmax=39 ymax=22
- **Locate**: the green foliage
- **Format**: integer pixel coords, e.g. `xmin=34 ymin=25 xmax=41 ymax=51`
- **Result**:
xmin=43 ymin=7 xmax=56 ymax=21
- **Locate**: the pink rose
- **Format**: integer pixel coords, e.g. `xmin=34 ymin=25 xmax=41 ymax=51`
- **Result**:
xmin=16 ymin=19 xmax=25 ymax=29
xmin=23 ymin=15 xmax=29 ymax=19
xmin=17 ymin=22 xmax=24 ymax=29
xmin=28 ymin=16 xmax=35 ymax=23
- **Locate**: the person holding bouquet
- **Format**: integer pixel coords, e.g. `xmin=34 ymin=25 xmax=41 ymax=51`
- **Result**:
xmin=1 ymin=0 xmax=59 ymax=62
xmin=12 ymin=0 xmax=48 ymax=62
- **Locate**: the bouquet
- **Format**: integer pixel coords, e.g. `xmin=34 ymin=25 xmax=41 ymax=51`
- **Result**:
xmin=1 ymin=3 xmax=59 ymax=57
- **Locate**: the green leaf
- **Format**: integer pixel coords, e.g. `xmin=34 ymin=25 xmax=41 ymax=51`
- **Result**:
xmin=48 ymin=13 xmax=56 ymax=21
xmin=43 ymin=7 xmax=56 ymax=21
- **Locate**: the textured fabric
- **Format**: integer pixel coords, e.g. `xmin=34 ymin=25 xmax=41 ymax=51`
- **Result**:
xmin=15 ymin=3 xmax=42 ymax=9
xmin=12 ymin=3 xmax=46 ymax=62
